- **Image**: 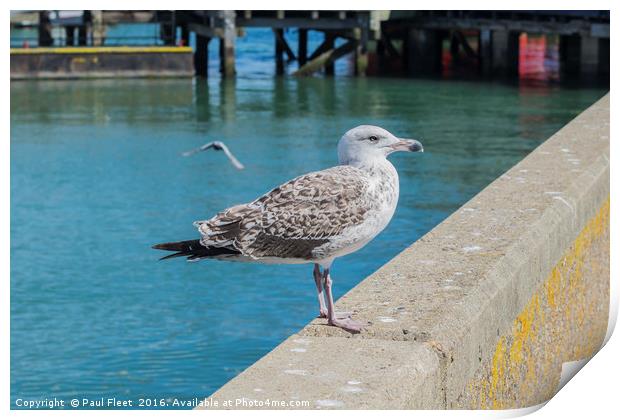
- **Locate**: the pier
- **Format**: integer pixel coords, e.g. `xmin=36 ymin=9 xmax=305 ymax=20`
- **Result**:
xmin=10 ymin=10 xmax=609 ymax=81
xmin=161 ymin=11 xmax=372 ymax=77
xmin=380 ymin=11 xmax=609 ymax=80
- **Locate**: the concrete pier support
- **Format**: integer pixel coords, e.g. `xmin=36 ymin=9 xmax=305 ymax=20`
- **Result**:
xmin=219 ymin=11 xmax=236 ymax=78
xmin=598 ymin=37 xmax=610 ymax=81
xmin=405 ymin=29 xmax=442 ymax=76
xmin=559 ymin=34 xmax=578 ymax=77
xmin=560 ymin=33 xmax=610 ymax=80
xmin=195 ymin=35 xmax=210 ymax=77
xmin=579 ymin=35 xmax=604 ymax=80
xmin=559 ymin=34 xmax=602 ymax=80
xmin=491 ymin=30 xmax=520 ymax=77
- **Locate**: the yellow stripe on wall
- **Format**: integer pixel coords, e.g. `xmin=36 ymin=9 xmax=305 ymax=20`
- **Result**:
xmin=466 ymin=196 xmax=610 ymax=409
xmin=10 ymin=46 xmax=193 ymax=55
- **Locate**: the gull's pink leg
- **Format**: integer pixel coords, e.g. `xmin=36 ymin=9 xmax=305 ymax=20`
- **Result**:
xmin=313 ymin=264 xmax=328 ymax=318
xmin=322 ymin=268 xmax=363 ymax=334
xmin=313 ymin=264 xmax=351 ymax=320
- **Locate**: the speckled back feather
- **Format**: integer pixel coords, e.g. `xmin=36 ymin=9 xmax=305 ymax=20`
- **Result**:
xmin=194 ymin=166 xmax=371 ymax=260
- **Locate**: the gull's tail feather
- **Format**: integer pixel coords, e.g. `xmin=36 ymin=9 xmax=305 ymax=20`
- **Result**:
xmin=152 ymin=239 xmax=240 ymax=261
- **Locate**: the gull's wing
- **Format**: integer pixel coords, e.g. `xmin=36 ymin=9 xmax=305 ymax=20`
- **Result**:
xmin=182 ymin=141 xmax=245 ymax=170
xmin=217 ymin=142 xmax=245 ymax=170
xmin=181 ymin=141 xmax=216 ymax=157
xmin=193 ymin=166 xmax=371 ymax=260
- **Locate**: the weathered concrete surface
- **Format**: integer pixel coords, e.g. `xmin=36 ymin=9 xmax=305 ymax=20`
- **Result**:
xmin=460 ymin=199 xmax=609 ymax=408
xmin=200 ymin=94 xmax=610 ymax=409
xmin=10 ymin=47 xmax=194 ymax=79
xmin=205 ymin=334 xmax=443 ymax=409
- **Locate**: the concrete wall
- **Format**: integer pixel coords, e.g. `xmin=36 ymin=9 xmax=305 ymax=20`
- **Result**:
xmin=198 ymin=94 xmax=610 ymax=410
xmin=10 ymin=46 xmax=194 ymax=79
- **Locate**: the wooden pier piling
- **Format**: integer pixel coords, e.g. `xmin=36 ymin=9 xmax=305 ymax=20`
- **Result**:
xmin=275 ymin=29 xmax=285 ymax=75
xmin=405 ymin=28 xmax=442 ymax=76
xmin=354 ymin=26 xmax=369 ymax=76
xmin=479 ymin=29 xmax=492 ymax=77
xmin=324 ymin=33 xmax=335 ymax=76
xmin=194 ymin=35 xmax=209 ymax=77
xmin=298 ymin=29 xmax=308 ymax=66
xmin=219 ymin=11 xmax=236 ymax=77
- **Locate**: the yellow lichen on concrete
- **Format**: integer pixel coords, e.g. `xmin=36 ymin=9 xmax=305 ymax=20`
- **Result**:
xmin=463 ymin=198 xmax=610 ymax=409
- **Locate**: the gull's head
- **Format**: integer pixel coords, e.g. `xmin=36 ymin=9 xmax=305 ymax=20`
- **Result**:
xmin=337 ymin=125 xmax=423 ymax=165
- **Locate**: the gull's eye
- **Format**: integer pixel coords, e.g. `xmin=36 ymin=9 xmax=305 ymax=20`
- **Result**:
xmin=369 ymin=136 xmax=378 ymax=142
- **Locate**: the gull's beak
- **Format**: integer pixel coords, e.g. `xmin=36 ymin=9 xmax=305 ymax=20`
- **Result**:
xmin=390 ymin=138 xmax=424 ymax=153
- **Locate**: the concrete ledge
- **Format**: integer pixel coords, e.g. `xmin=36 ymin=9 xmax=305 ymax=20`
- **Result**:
xmin=200 ymin=94 xmax=610 ymax=409
xmin=206 ymin=334 xmax=442 ymax=409
xmin=10 ymin=46 xmax=194 ymax=79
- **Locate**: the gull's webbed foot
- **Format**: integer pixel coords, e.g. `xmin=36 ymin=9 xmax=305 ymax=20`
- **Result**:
xmin=327 ymin=317 xmax=363 ymax=334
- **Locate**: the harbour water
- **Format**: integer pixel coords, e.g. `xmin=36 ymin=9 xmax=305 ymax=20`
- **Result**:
xmin=10 ymin=28 xmax=607 ymax=408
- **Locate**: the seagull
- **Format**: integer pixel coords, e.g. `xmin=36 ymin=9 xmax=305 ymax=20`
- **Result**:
xmin=154 ymin=126 xmax=423 ymax=333
xmin=182 ymin=141 xmax=245 ymax=170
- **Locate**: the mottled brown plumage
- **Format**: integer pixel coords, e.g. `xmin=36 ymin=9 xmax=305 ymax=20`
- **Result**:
xmin=194 ymin=165 xmax=371 ymax=261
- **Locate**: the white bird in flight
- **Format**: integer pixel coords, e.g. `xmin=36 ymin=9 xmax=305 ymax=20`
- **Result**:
xmin=155 ymin=125 xmax=423 ymax=333
xmin=182 ymin=141 xmax=245 ymax=170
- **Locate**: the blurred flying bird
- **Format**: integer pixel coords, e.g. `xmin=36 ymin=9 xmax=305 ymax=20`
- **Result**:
xmin=182 ymin=141 xmax=245 ymax=170
xmin=156 ymin=126 xmax=423 ymax=333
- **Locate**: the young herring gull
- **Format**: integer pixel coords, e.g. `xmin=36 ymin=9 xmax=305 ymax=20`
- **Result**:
xmin=153 ymin=125 xmax=423 ymax=333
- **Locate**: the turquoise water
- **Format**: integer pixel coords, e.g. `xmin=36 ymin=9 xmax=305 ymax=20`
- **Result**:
xmin=10 ymin=29 xmax=606 ymax=409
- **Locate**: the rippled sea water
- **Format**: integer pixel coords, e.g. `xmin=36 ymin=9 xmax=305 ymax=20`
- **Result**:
xmin=10 ymin=28 xmax=607 ymax=409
